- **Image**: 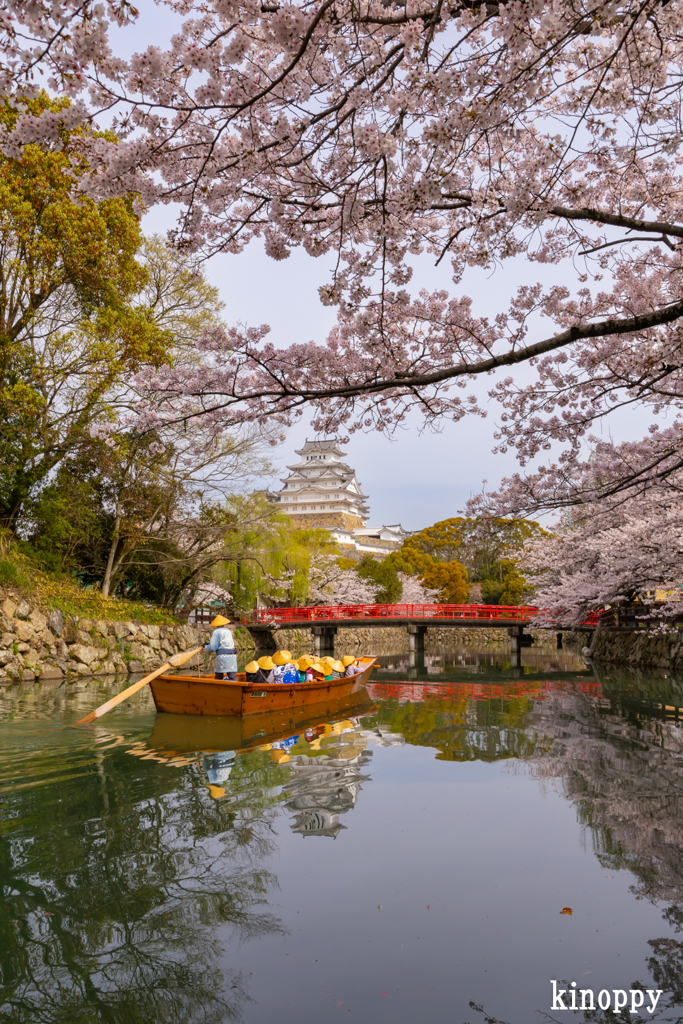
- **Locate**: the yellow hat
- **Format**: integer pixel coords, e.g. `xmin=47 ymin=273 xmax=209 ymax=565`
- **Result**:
xmin=342 ymin=655 xmax=357 ymax=667
xmin=297 ymin=655 xmax=313 ymax=670
xmin=210 ymin=614 xmax=231 ymax=627
xmin=280 ymin=650 xmax=292 ymax=660
xmin=245 ymin=661 xmax=259 ymax=673
xmin=322 ymin=655 xmax=335 ymax=664
xmin=258 ymin=656 xmax=275 ymax=671
xmin=312 ymin=662 xmax=326 ymax=674
xmin=333 ymin=660 xmax=345 ymax=673
xmin=272 ymin=651 xmax=288 ymax=665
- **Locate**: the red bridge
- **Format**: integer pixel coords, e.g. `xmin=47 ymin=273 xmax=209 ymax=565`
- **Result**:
xmin=240 ymin=603 xmax=599 ymax=658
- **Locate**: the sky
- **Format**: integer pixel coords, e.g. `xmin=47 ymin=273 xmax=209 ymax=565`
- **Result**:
xmin=121 ymin=3 xmax=659 ymax=532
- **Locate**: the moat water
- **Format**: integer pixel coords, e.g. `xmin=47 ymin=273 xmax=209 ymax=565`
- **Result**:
xmin=2 ymin=646 xmax=683 ymax=1023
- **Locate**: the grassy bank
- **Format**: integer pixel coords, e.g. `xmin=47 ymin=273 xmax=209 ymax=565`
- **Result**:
xmin=0 ymin=545 xmax=176 ymax=625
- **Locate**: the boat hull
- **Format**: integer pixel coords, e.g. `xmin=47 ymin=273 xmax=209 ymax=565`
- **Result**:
xmin=149 ymin=657 xmax=377 ymax=717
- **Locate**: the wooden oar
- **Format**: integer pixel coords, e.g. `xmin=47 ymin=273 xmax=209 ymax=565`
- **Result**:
xmin=74 ymin=646 xmax=203 ymax=726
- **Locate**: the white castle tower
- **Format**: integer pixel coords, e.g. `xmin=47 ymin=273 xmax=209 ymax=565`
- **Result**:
xmin=275 ymin=438 xmax=369 ymax=530
xmin=272 ymin=438 xmax=408 ymax=554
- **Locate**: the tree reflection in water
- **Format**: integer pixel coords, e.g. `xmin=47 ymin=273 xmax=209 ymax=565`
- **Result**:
xmin=368 ymin=672 xmax=683 ymax=1022
xmin=0 ymin=730 xmax=290 ymax=1024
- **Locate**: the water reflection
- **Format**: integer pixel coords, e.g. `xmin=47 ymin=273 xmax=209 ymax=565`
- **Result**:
xmin=4 ymin=651 xmax=683 ymax=1021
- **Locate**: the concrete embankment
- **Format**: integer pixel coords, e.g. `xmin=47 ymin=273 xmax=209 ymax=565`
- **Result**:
xmin=0 ymin=591 xmax=255 ymax=685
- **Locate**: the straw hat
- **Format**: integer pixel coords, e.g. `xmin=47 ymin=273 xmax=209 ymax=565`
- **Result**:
xmin=342 ymin=655 xmax=357 ymax=667
xmin=210 ymin=614 xmax=231 ymax=627
xmin=280 ymin=650 xmax=292 ymax=660
xmin=245 ymin=661 xmax=259 ymax=673
xmin=297 ymin=655 xmax=314 ymax=670
xmin=272 ymin=651 xmax=288 ymax=665
xmin=312 ymin=662 xmax=326 ymax=674
xmin=322 ymin=655 xmax=336 ymax=665
xmin=257 ymin=655 xmax=275 ymax=671
xmin=333 ymin=660 xmax=345 ymax=673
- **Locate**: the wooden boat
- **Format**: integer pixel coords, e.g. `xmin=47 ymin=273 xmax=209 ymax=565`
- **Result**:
xmin=149 ymin=656 xmax=378 ymax=717
xmin=147 ymin=689 xmax=377 ymax=754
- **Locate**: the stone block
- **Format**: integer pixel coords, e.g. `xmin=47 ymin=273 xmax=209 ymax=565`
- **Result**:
xmin=39 ymin=629 xmax=56 ymax=646
xmin=22 ymin=649 xmax=38 ymax=667
xmin=28 ymin=609 xmax=47 ymax=632
xmin=47 ymin=608 xmax=65 ymax=637
xmin=127 ymin=659 xmax=144 ymax=674
xmin=15 ymin=599 xmax=30 ymax=620
xmin=111 ymin=621 xmax=130 ymax=638
xmin=13 ymin=620 xmax=34 ymax=642
xmin=16 ymin=642 xmax=29 ymax=653
xmin=68 ymin=643 xmax=99 ymax=665
xmin=77 ymin=630 xmax=92 ymax=646
xmin=70 ymin=662 xmax=93 ymax=676
xmin=94 ymin=620 xmax=110 ymax=636
xmin=38 ymin=666 xmax=63 ymax=679
xmin=123 ymin=621 xmax=138 ymax=636
xmin=63 ymin=621 xmax=80 ymax=643
xmin=78 ymin=618 xmax=94 ymax=632
xmin=21 ymin=669 xmax=35 ymax=681
xmin=129 ymin=641 xmax=152 ymax=661
xmin=1 ymin=597 xmax=16 ymax=619
xmin=1 ymin=631 xmax=13 ymax=647
xmin=0 ymin=649 xmax=12 ymax=666
xmin=95 ymin=661 xmax=117 ymax=675
xmin=143 ymin=656 xmax=162 ymax=672
xmin=5 ymin=660 xmax=22 ymax=680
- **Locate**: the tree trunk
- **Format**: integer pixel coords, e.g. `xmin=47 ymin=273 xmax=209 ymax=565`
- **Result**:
xmin=102 ymin=511 xmax=121 ymax=598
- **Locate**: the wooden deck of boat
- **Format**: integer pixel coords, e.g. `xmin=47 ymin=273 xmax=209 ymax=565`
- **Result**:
xmin=149 ymin=657 xmax=377 ymax=717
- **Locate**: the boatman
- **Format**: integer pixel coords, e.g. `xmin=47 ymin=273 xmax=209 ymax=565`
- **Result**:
xmin=205 ymin=614 xmax=238 ymax=680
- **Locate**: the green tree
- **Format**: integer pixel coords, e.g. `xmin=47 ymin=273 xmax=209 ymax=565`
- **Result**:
xmin=356 ymin=554 xmax=402 ymax=603
xmin=0 ymin=94 xmax=172 ymax=529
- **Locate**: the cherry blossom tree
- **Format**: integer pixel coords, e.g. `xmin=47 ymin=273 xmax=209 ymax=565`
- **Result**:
xmin=4 ymin=1 xmax=683 ymax=501
xmin=520 ymin=483 xmax=683 ymax=624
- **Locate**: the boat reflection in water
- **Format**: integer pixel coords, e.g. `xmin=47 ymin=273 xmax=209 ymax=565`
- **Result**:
xmin=142 ymin=691 xmax=380 ymax=837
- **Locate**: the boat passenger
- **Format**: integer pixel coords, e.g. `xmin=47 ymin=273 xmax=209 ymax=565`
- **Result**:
xmin=245 ymin=660 xmax=270 ymax=686
xmin=342 ymin=655 xmax=363 ymax=677
xmin=296 ymin=655 xmax=314 ymax=682
xmin=271 ymin=651 xmax=300 ymax=684
xmin=205 ymin=615 xmax=238 ymax=680
xmin=331 ymin=659 xmax=346 ymax=678
xmin=257 ymin=655 xmax=276 ymax=682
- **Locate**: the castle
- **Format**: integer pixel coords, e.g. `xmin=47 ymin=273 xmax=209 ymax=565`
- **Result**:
xmin=271 ymin=438 xmax=407 ymax=555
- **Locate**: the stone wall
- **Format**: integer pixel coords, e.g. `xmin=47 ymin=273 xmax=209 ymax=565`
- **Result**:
xmin=269 ymin=624 xmax=560 ymax=654
xmin=0 ymin=591 xmax=255 ymax=685
xmin=589 ymin=628 xmax=683 ymax=669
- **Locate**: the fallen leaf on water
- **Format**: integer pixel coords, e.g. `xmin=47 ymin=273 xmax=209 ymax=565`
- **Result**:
xmin=376 ymin=904 xmax=382 ymax=909
xmin=377 ymin=991 xmax=392 ymax=998
xmin=606 ymin=875 xmax=613 ymax=879
xmin=336 ymin=1001 xmax=343 ymax=1007
xmin=560 ymin=907 xmax=573 ymax=915
xmin=426 ymin=905 xmax=430 ymax=910
xmin=44 ymin=911 xmax=53 ymax=916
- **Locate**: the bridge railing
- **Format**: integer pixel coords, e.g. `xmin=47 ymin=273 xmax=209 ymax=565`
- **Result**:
xmin=241 ymin=602 xmax=543 ymax=624
xmin=240 ymin=603 xmax=603 ymax=627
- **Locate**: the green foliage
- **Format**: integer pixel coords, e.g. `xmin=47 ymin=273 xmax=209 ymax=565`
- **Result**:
xmin=392 ymin=515 xmax=545 ymax=605
xmin=418 ymin=560 xmax=469 ymax=603
xmin=356 ymin=554 xmax=402 ymax=603
xmin=218 ymin=500 xmax=339 ymax=610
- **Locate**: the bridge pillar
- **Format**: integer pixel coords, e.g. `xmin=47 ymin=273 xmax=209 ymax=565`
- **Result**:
xmin=407 ymin=624 xmax=427 ymax=654
xmin=312 ymin=625 xmax=337 ymax=656
xmin=507 ymin=625 xmax=533 ymax=667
